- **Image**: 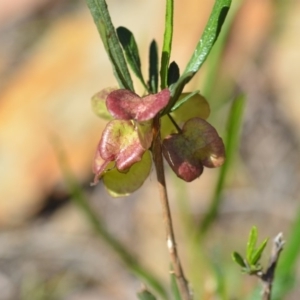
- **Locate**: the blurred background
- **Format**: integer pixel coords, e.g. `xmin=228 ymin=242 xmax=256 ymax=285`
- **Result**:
xmin=0 ymin=0 xmax=300 ymax=299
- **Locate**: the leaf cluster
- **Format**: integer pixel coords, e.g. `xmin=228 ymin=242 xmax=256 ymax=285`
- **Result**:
xmin=232 ymin=226 xmax=268 ymax=275
xmin=87 ymin=0 xmax=231 ymax=197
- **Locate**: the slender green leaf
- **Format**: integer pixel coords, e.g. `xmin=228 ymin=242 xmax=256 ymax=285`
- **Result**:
xmin=247 ymin=226 xmax=258 ymax=263
xmin=184 ymin=0 xmax=231 ymax=75
xmin=198 ymin=94 xmax=246 ymax=236
xmin=137 ymin=289 xmax=157 ymax=300
xmin=232 ymin=252 xmax=246 ymax=268
xmin=170 ymin=90 xmax=200 ymax=112
xmin=117 ymin=26 xmax=148 ymax=90
xmin=167 ymin=61 xmax=180 ymax=86
xmin=171 ymin=93 xmax=210 ymax=121
xmin=86 ymin=0 xmax=133 ymax=90
xmin=166 ymin=0 xmax=231 ymax=114
xmin=162 ymin=72 xmax=193 ymax=116
xmin=202 ymin=0 xmax=243 ymax=100
xmin=160 ymin=0 xmax=174 ymax=89
xmin=149 ymin=40 xmax=159 ymax=93
xmin=251 ymin=238 xmax=268 ymax=266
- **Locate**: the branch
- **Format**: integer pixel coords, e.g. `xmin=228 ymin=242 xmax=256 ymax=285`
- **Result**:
xmin=152 ymin=116 xmax=192 ymax=300
xmin=259 ymin=233 xmax=285 ymax=300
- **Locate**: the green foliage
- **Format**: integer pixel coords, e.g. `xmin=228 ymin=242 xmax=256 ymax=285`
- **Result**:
xmin=85 ymin=0 xmax=232 ymax=295
xmin=160 ymin=0 xmax=174 ymax=89
xmin=183 ymin=0 xmax=231 ymax=75
xmin=232 ymin=226 xmax=269 ymax=275
xmin=117 ymin=26 xmax=148 ymax=90
xmin=149 ymin=40 xmax=159 ymax=93
xmin=85 ymin=0 xmax=133 ymax=90
xmin=167 ymin=61 xmax=180 ymax=87
xmin=170 ymin=91 xmax=202 ymax=113
xmin=232 ymin=251 xmax=246 ymax=269
xmin=201 ymin=0 xmax=244 ymax=99
xmin=247 ymin=226 xmax=258 ymax=263
xmin=248 ymin=230 xmax=268 ymax=267
xmin=165 ymin=0 xmax=232 ymax=113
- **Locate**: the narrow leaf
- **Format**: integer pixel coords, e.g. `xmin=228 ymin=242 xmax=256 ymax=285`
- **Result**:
xmin=232 ymin=252 xmax=246 ymax=268
xmin=170 ymin=91 xmax=200 ymax=112
xmin=167 ymin=0 xmax=231 ymax=112
xmin=117 ymin=26 xmax=148 ymax=90
xmin=149 ymin=40 xmax=159 ymax=93
xmin=86 ymin=0 xmax=133 ymax=90
xmin=167 ymin=61 xmax=180 ymax=86
xmin=184 ymin=0 xmax=231 ymax=75
xmin=201 ymin=0 xmax=243 ymax=99
xmin=160 ymin=0 xmax=174 ymax=89
xmin=247 ymin=226 xmax=258 ymax=263
xmin=171 ymin=92 xmax=210 ymax=121
xmin=251 ymin=238 xmax=268 ymax=266
xmin=164 ymin=71 xmax=194 ymax=115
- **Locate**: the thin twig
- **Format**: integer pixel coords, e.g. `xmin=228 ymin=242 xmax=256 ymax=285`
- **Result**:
xmin=167 ymin=113 xmax=182 ymax=133
xmin=259 ymin=233 xmax=285 ymax=300
xmin=152 ymin=116 xmax=192 ymax=300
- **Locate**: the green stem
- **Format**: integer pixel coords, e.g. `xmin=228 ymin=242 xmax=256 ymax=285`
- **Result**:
xmin=167 ymin=113 xmax=182 ymax=133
